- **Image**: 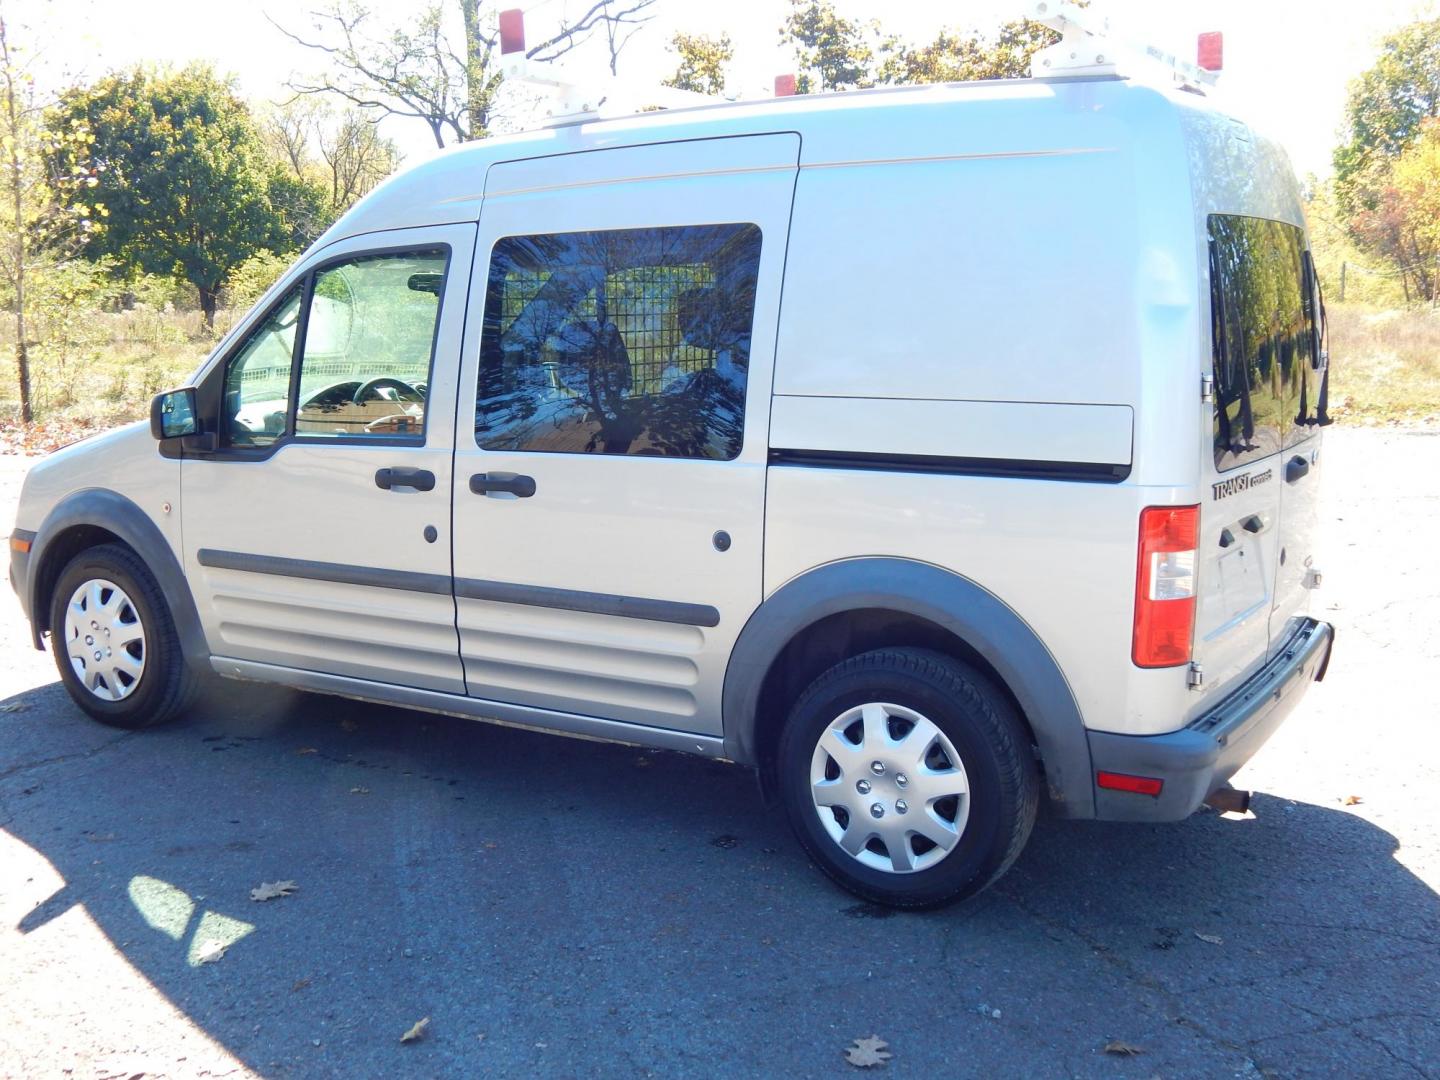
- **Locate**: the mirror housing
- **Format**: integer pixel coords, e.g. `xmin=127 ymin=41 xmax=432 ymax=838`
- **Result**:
xmin=150 ymin=386 xmax=199 ymax=440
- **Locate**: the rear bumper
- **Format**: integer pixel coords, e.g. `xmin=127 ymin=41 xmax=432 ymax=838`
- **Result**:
xmin=1087 ymin=618 xmax=1334 ymax=822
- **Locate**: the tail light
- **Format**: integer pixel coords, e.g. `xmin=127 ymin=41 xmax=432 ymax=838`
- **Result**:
xmin=1132 ymin=505 xmax=1199 ymax=668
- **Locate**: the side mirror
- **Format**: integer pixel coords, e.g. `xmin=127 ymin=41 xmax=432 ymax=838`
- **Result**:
xmin=150 ymin=387 xmax=198 ymax=440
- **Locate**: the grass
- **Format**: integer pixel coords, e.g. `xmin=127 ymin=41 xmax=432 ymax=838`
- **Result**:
xmin=0 ymin=299 xmax=1436 ymax=452
xmin=0 ymin=305 xmax=232 ymax=452
xmin=1327 ymin=303 xmax=1440 ymax=424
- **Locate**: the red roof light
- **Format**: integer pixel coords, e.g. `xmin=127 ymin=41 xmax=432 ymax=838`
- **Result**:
xmin=499 ymin=9 xmax=526 ymax=55
xmin=1197 ymin=31 xmax=1223 ymax=72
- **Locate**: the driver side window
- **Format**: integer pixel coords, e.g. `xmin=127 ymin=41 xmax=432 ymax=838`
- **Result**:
xmin=295 ymin=250 xmax=448 ymax=439
xmin=220 ymin=248 xmax=449 ymax=449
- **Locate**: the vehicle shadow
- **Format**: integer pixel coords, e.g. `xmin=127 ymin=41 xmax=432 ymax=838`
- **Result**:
xmin=2 ymin=680 xmax=1437 ymax=1078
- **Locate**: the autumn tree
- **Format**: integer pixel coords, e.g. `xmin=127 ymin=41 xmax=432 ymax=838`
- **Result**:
xmin=275 ymin=0 xmax=657 ymax=147
xmin=663 ymin=32 xmax=733 ymax=96
xmin=1334 ymin=18 xmax=1440 ymax=215
xmin=0 ymin=8 xmax=94 ymax=423
xmin=50 ymin=66 xmax=294 ymax=327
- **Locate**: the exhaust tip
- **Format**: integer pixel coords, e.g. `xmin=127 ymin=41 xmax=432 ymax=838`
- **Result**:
xmin=1204 ymin=785 xmax=1252 ymax=815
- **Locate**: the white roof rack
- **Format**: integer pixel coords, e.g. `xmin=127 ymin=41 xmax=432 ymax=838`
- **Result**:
xmin=1028 ymin=2 xmax=1221 ymax=92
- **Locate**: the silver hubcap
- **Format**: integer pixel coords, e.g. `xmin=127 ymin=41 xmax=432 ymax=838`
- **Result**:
xmin=63 ymin=578 xmax=146 ymax=702
xmin=810 ymin=702 xmax=970 ymax=874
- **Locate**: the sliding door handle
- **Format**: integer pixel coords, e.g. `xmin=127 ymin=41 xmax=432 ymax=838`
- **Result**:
xmin=470 ymin=473 xmax=536 ymax=498
xmin=375 ymin=467 xmax=436 ymax=492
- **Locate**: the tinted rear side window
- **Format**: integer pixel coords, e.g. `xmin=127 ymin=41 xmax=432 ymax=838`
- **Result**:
xmin=1208 ymin=215 xmax=1318 ymax=471
xmin=475 ymin=224 xmax=762 ymax=460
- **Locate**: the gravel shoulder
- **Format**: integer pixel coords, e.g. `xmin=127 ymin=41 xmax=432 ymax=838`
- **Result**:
xmin=0 ymin=427 xmax=1436 ymax=1079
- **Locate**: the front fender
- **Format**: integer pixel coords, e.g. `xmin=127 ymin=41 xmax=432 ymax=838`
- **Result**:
xmin=721 ymin=557 xmax=1096 ymax=818
xmin=25 ymin=488 xmax=208 ymax=670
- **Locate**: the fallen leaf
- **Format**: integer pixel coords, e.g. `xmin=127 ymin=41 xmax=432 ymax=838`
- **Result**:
xmin=296 ymin=747 xmax=317 ymax=755
xmin=0 ymin=702 xmax=28 ymax=713
xmin=1103 ymin=1040 xmax=1144 ymax=1057
xmin=1343 ymin=795 xmax=1363 ymax=806
xmin=400 ymin=1017 xmax=430 ymax=1043
xmin=194 ymin=939 xmax=227 ymax=964
xmin=350 ymin=787 xmax=371 ymax=795
xmin=1194 ymin=932 xmax=1223 ymax=945
xmin=844 ymin=1035 xmax=892 ymax=1068
xmin=292 ymin=978 xmax=311 ymax=992
xmin=250 ymin=880 xmax=298 ymax=902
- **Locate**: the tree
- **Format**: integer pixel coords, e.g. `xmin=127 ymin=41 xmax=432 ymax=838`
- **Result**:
xmin=263 ymin=101 xmax=399 ymax=216
xmin=663 ymin=32 xmax=733 ymax=96
xmin=779 ymin=2 xmax=1066 ymax=93
xmin=879 ymin=19 xmax=1060 ymax=84
xmin=0 ymin=8 xmax=93 ymax=423
xmin=50 ymin=66 xmax=293 ymax=328
xmin=275 ymin=0 xmax=657 ymax=147
xmin=599 ymin=0 xmax=657 ymax=76
xmin=779 ymin=0 xmax=890 ymax=93
xmin=1334 ymin=18 xmax=1440 ymax=214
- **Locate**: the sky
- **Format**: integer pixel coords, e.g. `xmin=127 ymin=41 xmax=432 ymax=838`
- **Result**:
xmin=14 ymin=0 xmax=1440 ymax=178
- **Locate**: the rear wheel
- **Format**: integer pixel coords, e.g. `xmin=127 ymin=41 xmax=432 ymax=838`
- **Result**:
xmin=49 ymin=543 xmax=197 ymax=729
xmin=777 ymin=648 xmax=1038 ymax=908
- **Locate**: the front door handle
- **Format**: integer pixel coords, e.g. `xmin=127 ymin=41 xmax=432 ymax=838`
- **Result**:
xmin=375 ymin=467 xmax=436 ymax=492
xmin=470 ymin=473 xmax=536 ymax=498
xmin=1285 ymin=455 xmax=1311 ymax=484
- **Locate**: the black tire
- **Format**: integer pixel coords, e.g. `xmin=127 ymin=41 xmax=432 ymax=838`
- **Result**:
xmin=48 ymin=542 xmax=198 ymax=729
xmin=777 ymin=648 xmax=1039 ymax=909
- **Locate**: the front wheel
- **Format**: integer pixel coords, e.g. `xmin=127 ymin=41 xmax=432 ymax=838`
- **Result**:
xmin=777 ymin=648 xmax=1039 ymax=909
xmin=48 ymin=543 xmax=197 ymax=729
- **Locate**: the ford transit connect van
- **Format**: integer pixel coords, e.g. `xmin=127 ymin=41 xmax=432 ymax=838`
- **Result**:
xmin=8 ymin=73 xmax=1334 ymax=908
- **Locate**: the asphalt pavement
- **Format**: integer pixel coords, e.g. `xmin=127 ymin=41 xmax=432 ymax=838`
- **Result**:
xmin=1 ymin=427 xmax=1437 ymax=1079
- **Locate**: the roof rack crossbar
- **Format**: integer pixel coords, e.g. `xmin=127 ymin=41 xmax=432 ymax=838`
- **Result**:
xmin=1027 ymin=2 xmax=1219 ymax=91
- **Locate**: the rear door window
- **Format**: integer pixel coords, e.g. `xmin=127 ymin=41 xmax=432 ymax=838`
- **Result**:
xmin=1208 ymin=215 xmax=1318 ymax=470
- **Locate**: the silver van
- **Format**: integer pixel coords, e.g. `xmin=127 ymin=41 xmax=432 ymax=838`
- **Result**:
xmin=8 ymin=71 xmax=1335 ymax=907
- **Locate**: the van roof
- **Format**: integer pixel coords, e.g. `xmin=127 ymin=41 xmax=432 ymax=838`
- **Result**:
xmin=318 ymin=75 xmax=1253 ymax=246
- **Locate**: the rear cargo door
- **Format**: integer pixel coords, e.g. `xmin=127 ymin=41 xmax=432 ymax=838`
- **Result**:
xmin=1268 ymin=249 xmax=1328 ymax=651
xmin=1193 ymin=215 xmax=1311 ymax=695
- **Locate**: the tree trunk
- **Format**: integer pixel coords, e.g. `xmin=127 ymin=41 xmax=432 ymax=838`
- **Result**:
xmin=198 ymin=285 xmax=219 ymax=330
xmin=2 ymin=29 xmax=33 ymax=425
xmin=13 ymin=325 xmax=32 ymax=425
xmin=460 ymin=0 xmax=485 ymax=141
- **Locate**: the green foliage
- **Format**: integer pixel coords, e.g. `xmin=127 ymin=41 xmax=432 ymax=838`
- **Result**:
xmin=779 ymin=0 xmax=889 ymax=92
xmin=878 ymin=21 xmax=1059 ymax=84
xmin=265 ymin=164 xmax=332 ymax=249
xmin=778 ymin=2 xmax=1064 ymax=93
xmin=1334 ymin=18 xmax=1440 ymax=214
xmin=663 ymin=32 xmax=733 ymax=96
xmin=48 ymin=64 xmax=292 ymax=325
xmin=223 ymin=248 xmax=299 ymax=313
